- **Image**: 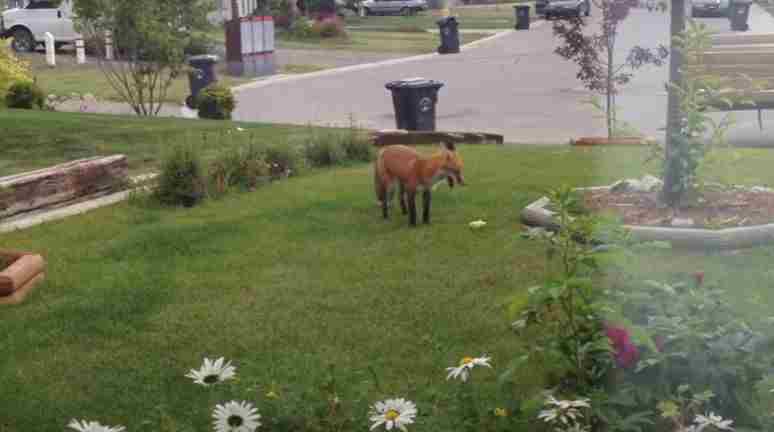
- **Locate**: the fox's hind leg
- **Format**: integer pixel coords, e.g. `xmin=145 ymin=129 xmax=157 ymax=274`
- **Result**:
xmin=399 ymin=183 xmax=408 ymax=215
xmin=381 ymin=177 xmax=396 ymax=219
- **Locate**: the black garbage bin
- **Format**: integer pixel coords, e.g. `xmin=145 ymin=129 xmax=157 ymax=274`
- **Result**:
xmin=729 ymin=0 xmax=752 ymax=31
xmin=186 ymin=54 xmax=219 ymax=109
xmin=385 ymin=78 xmax=445 ymax=131
xmin=514 ymin=5 xmax=530 ymax=30
xmin=436 ymin=17 xmax=460 ymax=54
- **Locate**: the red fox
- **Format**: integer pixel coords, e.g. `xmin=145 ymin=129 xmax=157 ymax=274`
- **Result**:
xmin=374 ymin=141 xmax=465 ymax=226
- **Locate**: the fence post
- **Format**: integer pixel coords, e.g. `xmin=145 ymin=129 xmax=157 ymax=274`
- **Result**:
xmin=44 ymin=32 xmax=56 ymax=67
xmin=105 ymin=30 xmax=114 ymax=60
xmin=75 ymin=38 xmax=86 ymax=64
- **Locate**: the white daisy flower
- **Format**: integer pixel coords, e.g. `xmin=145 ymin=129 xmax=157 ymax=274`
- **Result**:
xmin=469 ymin=220 xmax=487 ymax=229
xmin=369 ymin=398 xmax=417 ymax=431
xmin=186 ymin=357 xmax=236 ymax=386
xmin=213 ymin=400 xmax=262 ymax=432
xmin=538 ymin=396 xmax=591 ymax=429
xmin=692 ymin=412 xmax=734 ymax=431
xmin=67 ymin=419 xmax=125 ymax=432
xmin=446 ymin=355 xmax=492 ymax=382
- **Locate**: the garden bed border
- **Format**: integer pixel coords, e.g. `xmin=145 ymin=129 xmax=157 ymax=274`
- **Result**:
xmin=521 ymin=186 xmax=774 ymax=250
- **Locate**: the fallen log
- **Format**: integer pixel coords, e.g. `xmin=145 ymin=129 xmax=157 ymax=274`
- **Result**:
xmin=0 ymin=250 xmax=45 ymax=299
xmin=0 ymin=155 xmax=128 ymax=219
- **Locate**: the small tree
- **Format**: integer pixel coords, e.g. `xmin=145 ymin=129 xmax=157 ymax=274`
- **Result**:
xmin=73 ymin=0 xmax=211 ymax=116
xmin=553 ymin=0 xmax=668 ymax=139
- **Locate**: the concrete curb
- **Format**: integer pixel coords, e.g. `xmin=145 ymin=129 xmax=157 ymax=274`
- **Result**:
xmin=232 ymin=25 xmax=539 ymax=92
xmin=521 ymin=187 xmax=774 ymax=250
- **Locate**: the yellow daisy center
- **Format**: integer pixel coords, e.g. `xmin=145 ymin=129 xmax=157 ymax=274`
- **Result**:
xmin=203 ymin=374 xmax=219 ymax=384
xmin=494 ymin=408 xmax=508 ymax=417
xmin=385 ymin=410 xmax=400 ymax=421
xmin=227 ymin=415 xmax=244 ymax=427
xmin=460 ymin=357 xmax=475 ymax=366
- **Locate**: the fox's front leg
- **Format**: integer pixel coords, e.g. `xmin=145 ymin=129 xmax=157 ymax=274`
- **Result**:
xmin=406 ymin=189 xmax=418 ymax=226
xmin=422 ymin=190 xmax=432 ymax=224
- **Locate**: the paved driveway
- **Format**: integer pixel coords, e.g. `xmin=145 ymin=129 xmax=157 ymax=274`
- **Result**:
xmin=234 ymin=22 xmax=606 ymax=144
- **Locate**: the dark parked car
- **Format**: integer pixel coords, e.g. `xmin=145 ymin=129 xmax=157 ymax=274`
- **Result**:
xmin=536 ymin=0 xmax=591 ymax=18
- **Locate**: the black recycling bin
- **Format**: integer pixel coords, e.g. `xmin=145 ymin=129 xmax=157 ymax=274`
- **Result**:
xmin=385 ymin=78 xmax=445 ymax=131
xmin=186 ymin=54 xmax=219 ymax=109
xmin=436 ymin=17 xmax=460 ymax=54
xmin=730 ymin=0 xmax=752 ymax=31
xmin=514 ymin=5 xmax=530 ymax=30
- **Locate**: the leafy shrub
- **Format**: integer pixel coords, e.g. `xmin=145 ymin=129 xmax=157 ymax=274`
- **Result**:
xmin=197 ymin=84 xmax=236 ymax=120
xmin=302 ymin=132 xmax=347 ymax=167
xmin=287 ymin=17 xmax=315 ymax=38
xmin=264 ymin=144 xmax=304 ymax=178
xmin=0 ymin=42 xmax=30 ymax=100
xmin=209 ymin=145 xmax=270 ymax=196
xmin=155 ymin=145 xmax=206 ymax=207
xmin=5 ymin=81 xmax=44 ymax=109
xmin=311 ymin=17 xmax=347 ymax=38
xmin=340 ymin=128 xmax=374 ymax=162
xmin=185 ymin=33 xmax=215 ymax=56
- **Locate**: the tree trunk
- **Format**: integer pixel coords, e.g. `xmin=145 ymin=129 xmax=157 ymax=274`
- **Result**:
xmin=662 ymin=0 xmax=686 ymax=196
xmin=607 ymin=36 xmax=615 ymax=139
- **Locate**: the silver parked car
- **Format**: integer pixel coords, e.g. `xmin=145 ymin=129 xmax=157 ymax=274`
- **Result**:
xmin=360 ymin=0 xmax=428 ymax=16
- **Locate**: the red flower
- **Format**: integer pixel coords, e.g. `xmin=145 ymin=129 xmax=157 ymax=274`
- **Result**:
xmin=605 ymin=324 xmax=640 ymax=369
xmin=694 ymin=272 xmax=705 ymax=287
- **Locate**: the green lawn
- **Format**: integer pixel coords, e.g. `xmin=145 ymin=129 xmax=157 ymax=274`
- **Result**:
xmin=276 ymin=29 xmax=489 ymax=53
xmin=0 ymin=110 xmax=314 ymax=176
xmin=21 ymin=53 xmax=253 ymax=105
xmin=4 ymin=112 xmax=774 ymax=431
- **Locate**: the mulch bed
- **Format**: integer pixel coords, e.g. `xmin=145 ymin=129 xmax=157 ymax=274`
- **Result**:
xmin=583 ymin=188 xmax=774 ymax=229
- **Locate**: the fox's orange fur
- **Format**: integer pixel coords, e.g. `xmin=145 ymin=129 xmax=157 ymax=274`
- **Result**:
xmin=374 ymin=142 xmax=465 ymax=226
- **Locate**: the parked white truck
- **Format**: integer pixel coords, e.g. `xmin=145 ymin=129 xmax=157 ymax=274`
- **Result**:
xmin=1 ymin=0 xmax=79 ymax=52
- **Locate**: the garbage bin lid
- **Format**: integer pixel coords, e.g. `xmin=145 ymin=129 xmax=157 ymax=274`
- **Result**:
xmin=188 ymin=54 xmax=219 ymax=62
xmin=385 ymin=77 xmax=445 ymax=89
xmin=733 ymin=0 xmax=752 ymax=4
xmin=436 ymin=16 xmax=458 ymax=25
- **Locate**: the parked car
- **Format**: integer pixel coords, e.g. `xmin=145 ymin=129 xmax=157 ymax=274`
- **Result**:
xmin=690 ymin=0 xmax=730 ymax=17
xmin=536 ymin=0 xmax=591 ymax=19
xmin=360 ymin=0 xmax=428 ymax=16
xmin=1 ymin=0 xmax=79 ymax=52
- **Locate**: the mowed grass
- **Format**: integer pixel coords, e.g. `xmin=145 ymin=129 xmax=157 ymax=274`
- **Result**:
xmin=275 ymin=30 xmax=490 ymax=54
xmin=0 ymin=110 xmax=315 ymax=176
xmin=20 ymin=52 xmax=253 ymax=104
xmin=5 ymin=112 xmax=774 ymax=430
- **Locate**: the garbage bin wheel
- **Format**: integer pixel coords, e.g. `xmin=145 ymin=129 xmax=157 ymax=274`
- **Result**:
xmin=185 ymin=95 xmax=197 ymax=110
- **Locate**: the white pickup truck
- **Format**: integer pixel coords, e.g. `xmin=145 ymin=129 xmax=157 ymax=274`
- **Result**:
xmin=1 ymin=0 xmax=79 ymax=52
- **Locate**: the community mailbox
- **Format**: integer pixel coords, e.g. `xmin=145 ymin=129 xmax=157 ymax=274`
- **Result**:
xmin=223 ymin=0 xmax=276 ymax=77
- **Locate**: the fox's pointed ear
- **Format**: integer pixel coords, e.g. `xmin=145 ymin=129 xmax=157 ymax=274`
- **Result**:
xmin=442 ymin=141 xmax=456 ymax=152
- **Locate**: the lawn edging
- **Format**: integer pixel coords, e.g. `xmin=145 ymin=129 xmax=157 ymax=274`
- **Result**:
xmin=521 ymin=187 xmax=774 ymax=250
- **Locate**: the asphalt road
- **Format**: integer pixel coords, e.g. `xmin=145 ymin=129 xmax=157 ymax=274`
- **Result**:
xmin=233 ymin=21 xmax=606 ymax=144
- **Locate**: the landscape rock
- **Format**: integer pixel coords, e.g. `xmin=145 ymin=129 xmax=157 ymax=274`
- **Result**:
xmin=750 ymin=186 xmax=774 ymax=193
xmin=671 ymin=217 xmax=695 ymax=228
xmin=610 ymin=174 xmax=664 ymax=193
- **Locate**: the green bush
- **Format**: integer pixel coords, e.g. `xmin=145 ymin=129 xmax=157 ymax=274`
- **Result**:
xmin=287 ymin=17 xmax=315 ymax=38
xmin=185 ymin=33 xmax=216 ymax=56
xmin=264 ymin=144 xmax=304 ymax=178
xmin=311 ymin=17 xmax=347 ymax=38
xmin=197 ymin=84 xmax=236 ymax=120
xmin=341 ymin=129 xmax=374 ymax=162
xmin=155 ymin=145 xmax=206 ymax=207
xmin=209 ymin=145 xmax=270 ymax=196
xmin=6 ymin=81 xmax=44 ymax=110
xmin=303 ymin=132 xmax=347 ymax=167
